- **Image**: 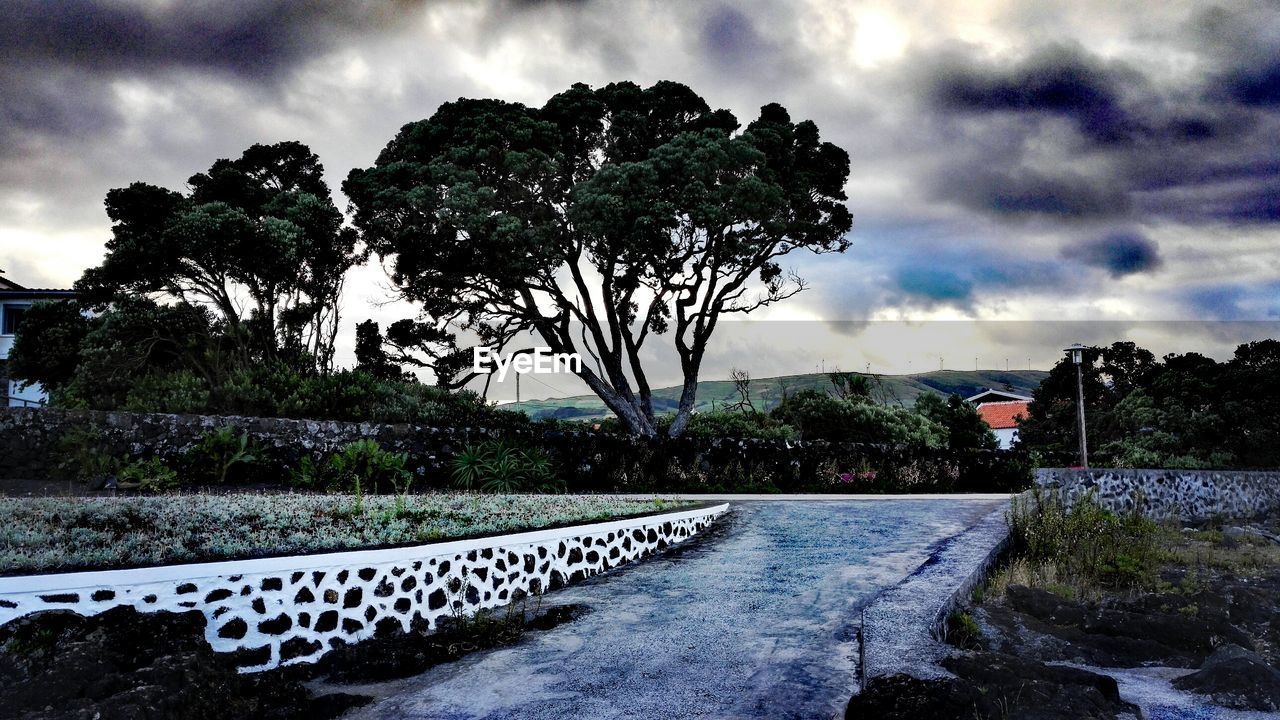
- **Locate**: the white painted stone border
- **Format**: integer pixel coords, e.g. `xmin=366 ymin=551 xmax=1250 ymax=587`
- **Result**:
xmin=0 ymin=502 xmax=728 ymax=672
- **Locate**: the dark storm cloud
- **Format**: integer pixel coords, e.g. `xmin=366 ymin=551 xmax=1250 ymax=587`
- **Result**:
xmin=931 ymin=44 xmax=1140 ymax=144
xmin=1 ymin=0 xmax=416 ymax=78
xmin=937 ymin=165 xmax=1131 ymax=219
xmin=918 ymin=26 xmax=1280 ymax=230
xmin=1180 ymin=284 xmax=1280 ymax=322
xmin=895 ymin=267 xmax=973 ymax=303
xmin=1222 ymin=59 xmax=1280 ymax=106
xmin=1062 ymin=231 xmax=1162 ymax=278
xmin=0 ymin=0 xmax=423 ymax=156
xmin=701 ymin=5 xmax=767 ymax=65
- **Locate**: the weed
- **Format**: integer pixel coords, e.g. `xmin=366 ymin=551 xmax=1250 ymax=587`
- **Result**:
xmin=117 ymin=457 xmax=180 ymax=493
xmin=186 ymin=426 xmax=259 ymax=484
xmin=947 ymin=609 xmax=983 ymax=650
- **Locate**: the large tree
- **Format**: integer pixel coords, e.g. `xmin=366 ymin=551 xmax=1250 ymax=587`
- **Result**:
xmin=77 ymin=141 xmax=362 ymax=370
xmin=344 ymin=81 xmax=852 ymax=436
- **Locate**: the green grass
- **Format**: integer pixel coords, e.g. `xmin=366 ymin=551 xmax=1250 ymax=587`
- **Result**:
xmin=509 ymin=369 xmax=1046 ymax=420
xmin=0 ymin=493 xmax=692 ymax=575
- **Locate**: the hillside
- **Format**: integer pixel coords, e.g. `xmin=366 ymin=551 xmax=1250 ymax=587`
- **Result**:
xmin=508 ymin=369 xmax=1047 ymax=421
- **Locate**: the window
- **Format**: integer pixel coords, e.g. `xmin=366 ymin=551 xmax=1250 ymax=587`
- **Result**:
xmin=2 ymin=305 xmax=27 ymax=335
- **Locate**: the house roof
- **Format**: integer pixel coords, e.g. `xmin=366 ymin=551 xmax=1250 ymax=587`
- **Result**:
xmin=976 ymin=400 xmax=1029 ymax=430
xmin=966 ymin=388 xmax=1033 ymax=404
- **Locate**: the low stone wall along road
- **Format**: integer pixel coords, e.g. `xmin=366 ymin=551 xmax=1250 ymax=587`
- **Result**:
xmin=331 ymin=498 xmax=1006 ymax=720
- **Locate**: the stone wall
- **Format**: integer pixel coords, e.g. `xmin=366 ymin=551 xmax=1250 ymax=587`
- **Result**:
xmin=1035 ymin=468 xmax=1280 ymax=521
xmin=0 ymin=503 xmax=727 ymax=672
xmin=0 ymin=406 xmax=482 ymax=481
xmin=0 ymin=407 xmax=1031 ymax=493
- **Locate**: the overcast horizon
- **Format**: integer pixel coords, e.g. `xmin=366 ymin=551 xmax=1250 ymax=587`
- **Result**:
xmin=3 ymin=0 xmax=1278 ymax=401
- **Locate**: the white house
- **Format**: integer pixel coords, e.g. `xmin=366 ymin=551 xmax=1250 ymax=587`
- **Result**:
xmin=0 ymin=273 xmax=76 ymax=407
xmin=966 ymin=389 xmax=1033 ymax=450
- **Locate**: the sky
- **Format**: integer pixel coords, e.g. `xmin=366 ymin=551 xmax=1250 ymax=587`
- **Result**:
xmin=2 ymin=0 xmax=1278 ymax=401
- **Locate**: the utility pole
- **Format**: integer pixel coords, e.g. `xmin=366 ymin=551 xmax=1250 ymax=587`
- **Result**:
xmin=1065 ymin=343 xmax=1089 ymax=468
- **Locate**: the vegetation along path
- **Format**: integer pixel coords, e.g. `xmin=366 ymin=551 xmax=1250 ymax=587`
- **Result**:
xmin=328 ymin=498 xmax=1005 ymax=719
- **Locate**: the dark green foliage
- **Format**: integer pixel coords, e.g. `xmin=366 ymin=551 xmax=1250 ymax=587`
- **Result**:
xmin=354 ymin=320 xmax=408 ymax=381
xmin=6 ymin=300 xmax=90 ymax=392
xmin=345 ymin=80 xmax=853 ymax=437
xmin=50 ymin=426 xmax=120 ymax=483
xmin=449 ymin=440 xmax=562 ymax=493
xmin=913 ymin=393 xmax=998 ymax=452
xmin=11 ymin=298 xmax=218 ymax=411
xmin=658 ymin=410 xmax=796 ymax=441
xmin=769 ymin=389 xmax=947 ymax=447
xmin=1019 ymin=339 xmax=1280 ymax=468
xmin=76 ymin=141 xmax=362 ymax=371
xmin=117 ymin=458 xmax=180 ymax=493
xmin=946 ymin=610 xmax=982 ymax=650
xmin=327 ymin=440 xmax=413 ymax=496
xmin=1008 ymin=490 xmax=1163 ymax=589
xmin=184 ymin=426 xmax=260 ymax=485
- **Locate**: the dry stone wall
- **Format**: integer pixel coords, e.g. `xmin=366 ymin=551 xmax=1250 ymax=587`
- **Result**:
xmin=0 ymin=503 xmax=727 ymax=672
xmin=1035 ymin=468 xmax=1280 ymax=521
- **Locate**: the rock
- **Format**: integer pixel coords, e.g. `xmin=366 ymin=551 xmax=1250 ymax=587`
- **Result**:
xmin=844 ymin=674 xmax=983 ymax=720
xmin=847 ymin=654 xmax=1140 ymax=720
xmin=0 ymin=607 xmax=367 ymax=719
xmin=1172 ymin=644 xmax=1280 ymax=712
xmin=1003 ymin=585 xmax=1253 ymax=667
xmin=943 ymin=651 xmax=1139 ymax=719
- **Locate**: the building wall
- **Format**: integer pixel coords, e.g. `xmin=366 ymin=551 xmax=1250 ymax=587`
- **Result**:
xmin=1 ymin=301 xmax=48 ymax=406
xmin=993 ymin=427 xmax=1018 ymax=450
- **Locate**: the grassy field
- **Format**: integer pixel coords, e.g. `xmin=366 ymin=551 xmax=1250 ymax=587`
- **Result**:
xmin=510 ymin=369 xmax=1047 ymax=420
xmin=0 ymin=493 xmax=691 ymax=575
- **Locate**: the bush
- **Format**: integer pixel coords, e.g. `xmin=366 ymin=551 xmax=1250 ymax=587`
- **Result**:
xmin=327 ymin=439 xmax=413 ymax=496
xmin=769 ymin=389 xmax=947 ymax=447
xmin=51 ymin=426 xmax=120 ymax=484
xmin=660 ymin=410 xmax=796 ymax=441
xmin=117 ymin=458 xmax=180 ymax=493
xmin=185 ymin=426 xmax=261 ymax=485
xmin=450 ymin=440 xmax=562 ymax=493
xmin=123 ymin=371 xmax=211 ymax=415
xmin=1008 ymin=489 xmax=1163 ymax=589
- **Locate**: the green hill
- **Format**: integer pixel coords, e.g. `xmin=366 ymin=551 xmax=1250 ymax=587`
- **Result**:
xmin=508 ymin=369 xmax=1047 ymax=421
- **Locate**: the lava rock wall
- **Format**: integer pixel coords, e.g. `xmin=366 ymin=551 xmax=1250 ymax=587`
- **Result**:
xmin=1036 ymin=468 xmax=1280 ymax=521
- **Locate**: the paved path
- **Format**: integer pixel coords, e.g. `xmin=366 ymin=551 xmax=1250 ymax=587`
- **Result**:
xmin=336 ymin=499 xmax=1004 ymax=720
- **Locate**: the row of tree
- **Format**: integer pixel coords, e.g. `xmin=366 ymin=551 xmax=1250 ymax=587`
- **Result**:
xmin=1019 ymin=340 xmax=1280 ymax=469
xmin=13 ymin=81 xmax=853 ymax=438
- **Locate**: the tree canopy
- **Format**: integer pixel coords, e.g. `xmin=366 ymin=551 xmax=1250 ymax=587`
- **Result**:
xmin=1018 ymin=339 xmax=1280 ymax=468
xmin=344 ymin=81 xmax=853 ymax=436
xmin=77 ymin=141 xmax=362 ymax=370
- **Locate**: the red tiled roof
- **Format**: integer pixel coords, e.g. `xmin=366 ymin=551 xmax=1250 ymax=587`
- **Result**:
xmin=976 ymin=401 xmax=1029 ymax=430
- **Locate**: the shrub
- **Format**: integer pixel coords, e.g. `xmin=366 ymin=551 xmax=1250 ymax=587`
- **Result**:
xmin=51 ymin=426 xmax=120 ymax=484
xmin=326 ymin=439 xmax=413 ymax=497
xmin=117 ymin=457 xmax=181 ymax=493
xmin=450 ymin=440 xmax=563 ymax=493
xmin=770 ymin=389 xmax=947 ymax=447
xmin=123 ymin=370 xmax=211 ymax=415
xmin=185 ymin=426 xmax=261 ymax=485
xmin=1008 ymin=489 xmax=1163 ymax=590
xmin=661 ymin=410 xmax=796 ymax=441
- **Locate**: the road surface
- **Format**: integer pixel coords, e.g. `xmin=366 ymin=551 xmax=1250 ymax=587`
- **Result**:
xmin=335 ymin=498 xmax=1005 ymax=719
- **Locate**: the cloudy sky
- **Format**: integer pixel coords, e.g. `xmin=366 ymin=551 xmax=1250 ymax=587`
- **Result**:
xmin=2 ymin=0 xmax=1278 ymax=399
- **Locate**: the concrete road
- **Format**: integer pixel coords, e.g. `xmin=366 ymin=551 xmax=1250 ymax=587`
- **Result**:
xmin=336 ymin=498 xmax=1005 ymax=720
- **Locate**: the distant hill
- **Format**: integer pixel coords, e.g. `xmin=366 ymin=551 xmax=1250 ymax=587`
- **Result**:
xmin=508 ymin=369 xmax=1047 ymax=421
